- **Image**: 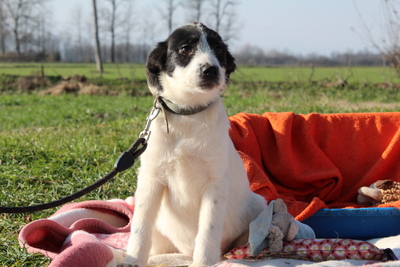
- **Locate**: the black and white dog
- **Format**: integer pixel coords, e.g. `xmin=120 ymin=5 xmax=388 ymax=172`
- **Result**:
xmin=118 ymin=22 xmax=266 ymax=267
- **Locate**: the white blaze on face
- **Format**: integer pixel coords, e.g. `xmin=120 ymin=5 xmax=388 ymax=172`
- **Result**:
xmin=195 ymin=31 xmax=227 ymax=92
xmin=159 ymin=28 xmax=227 ymax=108
xmin=197 ymin=30 xmax=219 ymax=66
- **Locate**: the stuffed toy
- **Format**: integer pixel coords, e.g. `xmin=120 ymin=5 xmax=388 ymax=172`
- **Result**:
xmin=248 ymin=198 xmax=315 ymax=256
xmin=357 ymin=180 xmax=400 ymax=205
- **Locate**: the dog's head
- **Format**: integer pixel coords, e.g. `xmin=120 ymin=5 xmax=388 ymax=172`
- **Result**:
xmin=146 ymin=22 xmax=236 ymax=108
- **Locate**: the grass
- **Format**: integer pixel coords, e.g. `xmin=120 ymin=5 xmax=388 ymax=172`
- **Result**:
xmin=0 ymin=63 xmax=147 ymax=81
xmin=1 ymin=62 xmax=400 ymax=83
xmin=233 ymin=65 xmax=400 ymax=83
xmin=1 ymin=64 xmax=400 ymax=266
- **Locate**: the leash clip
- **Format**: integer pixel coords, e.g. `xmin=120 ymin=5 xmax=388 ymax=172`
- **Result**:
xmin=139 ymin=104 xmax=161 ymax=143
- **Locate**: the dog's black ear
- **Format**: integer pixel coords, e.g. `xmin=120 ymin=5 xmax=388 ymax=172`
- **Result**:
xmin=225 ymin=50 xmax=236 ymax=78
xmin=146 ymin=41 xmax=168 ymax=93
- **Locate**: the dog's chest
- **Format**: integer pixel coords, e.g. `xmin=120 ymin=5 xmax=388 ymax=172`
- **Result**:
xmin=155 ymin=137 xmax=223 ymax=235
xmin=147 ymin=115 xmax=229 ymax=205
xmin=160 ymin=136 xmax=217 ymax=202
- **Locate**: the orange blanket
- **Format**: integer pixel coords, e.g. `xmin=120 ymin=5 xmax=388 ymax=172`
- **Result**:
xmin=229 ymin=112 xmax=400 ymax=221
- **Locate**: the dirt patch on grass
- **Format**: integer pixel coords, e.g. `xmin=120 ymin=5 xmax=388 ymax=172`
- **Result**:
xmin=17 ymin=76 xmax=51 ymax=91
xmin=374 ymin=83 xmax=400 ymax=89
xmin=40 ymin=80 xmax=80 ymax=95
xmin=40 ymin=75 xmax=119 ymax=96
xmin=1 ymin=74 xmax=152 ymax=96
xmin=78 ymin=83 xmax=119 ymax=96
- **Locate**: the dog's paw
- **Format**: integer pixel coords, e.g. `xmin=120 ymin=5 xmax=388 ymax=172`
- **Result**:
xmin=116 ymin=263 xmax=139 ymax=267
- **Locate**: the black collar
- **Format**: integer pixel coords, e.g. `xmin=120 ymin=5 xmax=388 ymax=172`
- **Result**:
xmin=157 ymin=96 xmax=212 ymax=115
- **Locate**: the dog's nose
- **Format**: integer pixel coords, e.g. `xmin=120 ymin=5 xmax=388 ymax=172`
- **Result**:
xmin=201 ymin=65 xmax=219 ymax=79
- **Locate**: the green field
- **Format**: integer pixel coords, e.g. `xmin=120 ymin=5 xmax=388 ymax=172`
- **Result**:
xmin=0 ymin=63 xmax=147 ymax=81
xmin=1 ymin=63 xmax=400 ymax=266
xmin=1 ymin=62 xmax=400 ymax=83
xmin=234 ymin=65 xmax=400 ymax=83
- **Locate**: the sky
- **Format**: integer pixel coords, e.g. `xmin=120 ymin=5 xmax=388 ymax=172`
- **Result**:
xmin=51 ymin=0 xmax=388 ymax=56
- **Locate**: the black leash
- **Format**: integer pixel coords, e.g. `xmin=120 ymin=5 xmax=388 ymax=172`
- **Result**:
xmin=0 ymin=102 xmax=162 ymax=214
xmin=0 ymin=96 xmax=207 ymax=214
xmin=0 ymin=138 xmax=147 ymax=214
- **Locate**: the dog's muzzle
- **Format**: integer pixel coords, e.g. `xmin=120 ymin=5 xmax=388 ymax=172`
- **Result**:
xmin=200 ymin=64 xmax=220 ymax=89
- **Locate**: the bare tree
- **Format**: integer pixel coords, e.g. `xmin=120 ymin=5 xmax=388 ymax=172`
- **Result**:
xmin=92 ymin=0 xmax=103 ymax=73
xmin=139 ymin=8 xmax=157 ymax=62
xmin=184 ymin=0 xmax=207 ymax=22
xmin=34 ymin=10 xmax=48 ymax=56
xmin=121 ymin=0 xmax=136 ymax=62
xmin=354 ymin=0 xmax=400 ymax=76
xmin=104 ymin=0 xmax=117 ymax=63
xmin=159 ymin=0 xmax=180 ymax=33
xmin=71 ymin=4 xmax=85 ymax=62
xmin=102 ymin=0 xmax=131 ymax=63
xmin=0 ymin=2 xmax=8 ymax=55
xmin=2 ymin=0 xmax=47 ymax=57
xmin=208 ymin=0 xmax=239 ymax=39
xmin=378 ymin=0 xmax=400 ymax=76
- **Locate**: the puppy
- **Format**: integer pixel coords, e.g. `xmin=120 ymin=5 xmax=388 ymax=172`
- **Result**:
xmin=118 ymin=22 xmax=266 ymax=267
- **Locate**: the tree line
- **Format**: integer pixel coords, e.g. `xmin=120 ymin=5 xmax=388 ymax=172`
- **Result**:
xmin=0 ymin=0 xmax=398 ymax=71
xmin=0 ymin=0 xmax=240 ymax=64
xmin=234 ymin=45 xmax=386 ymax=67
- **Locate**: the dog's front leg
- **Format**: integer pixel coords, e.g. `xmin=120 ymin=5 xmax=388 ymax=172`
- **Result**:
xmin=118 ymin=178 xmax=164 ymax=267
xmin=192 ymin=179 xmax=228 ymax=267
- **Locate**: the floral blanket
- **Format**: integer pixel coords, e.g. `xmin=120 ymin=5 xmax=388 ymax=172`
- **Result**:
xmin=19 ymin=198 xmax=400 ymax=267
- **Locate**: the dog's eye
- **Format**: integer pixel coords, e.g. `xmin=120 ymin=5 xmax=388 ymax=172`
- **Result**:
xmin=179 ymin=45 xmax=192 ymax=55
xmin=213 ymin=46 xmax=224 ymax=55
